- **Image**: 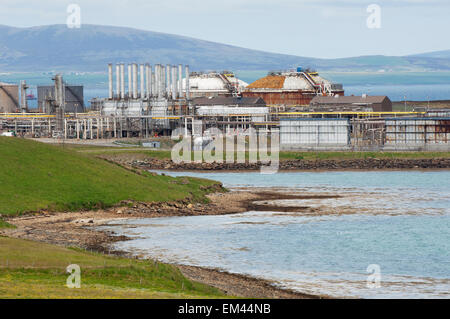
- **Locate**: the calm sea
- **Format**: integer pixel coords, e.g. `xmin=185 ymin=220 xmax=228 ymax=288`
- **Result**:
xmin=102 ymin=171 xmax=450 ymax=299
xmin=1 ymin=71 xmax=449 ymax=109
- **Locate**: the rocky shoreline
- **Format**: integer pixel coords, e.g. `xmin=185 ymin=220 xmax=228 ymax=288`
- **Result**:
xmin=1 ymin=190 xmax=330 ymax=299
xmin=105 ymin=155 xmax=450 ymax=171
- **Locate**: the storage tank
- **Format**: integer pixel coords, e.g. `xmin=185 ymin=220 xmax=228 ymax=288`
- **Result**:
xmin=0 ymin=82 xmax=19 ymax=113
xmin=182 ymin=71 xmax=248 ymax=98
xmin=242 ymin=70 xmax=344 ymax=106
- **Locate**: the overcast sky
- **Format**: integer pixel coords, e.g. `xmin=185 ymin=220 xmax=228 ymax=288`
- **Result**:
xmin=1 ymin=0 xmax=449 ymax=58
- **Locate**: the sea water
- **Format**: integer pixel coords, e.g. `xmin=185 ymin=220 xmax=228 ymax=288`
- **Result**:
xmin=103 ymin=171 xmax=450 ymax=298
xmin=1 ymin=71 xmax=450 ymax=108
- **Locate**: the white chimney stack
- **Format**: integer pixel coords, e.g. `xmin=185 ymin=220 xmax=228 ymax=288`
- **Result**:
xmin=178 ymin=64 xmax=183 ymax=97
xmin=116 ymin=64 xmax=120 ymax=99
xmin=128 ymin=64 xmax=132 ymax=98
xmin=120 ymin=63 xmax=125 ymax=100
xmin=185 ymin=65 xmax=190 ymax=99
xmin=133 ymin=63 xmax=138 ymax=99
xmin=108 ymin=63 xmax=113 ymax=99
xmin=172 ymin=65 xmax=177 ymax=100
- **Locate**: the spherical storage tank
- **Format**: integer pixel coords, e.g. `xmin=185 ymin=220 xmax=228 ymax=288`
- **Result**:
xmin=182 ymin=72 xmax=248 ymax=98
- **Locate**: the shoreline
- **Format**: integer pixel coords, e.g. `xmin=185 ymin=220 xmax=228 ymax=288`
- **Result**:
xmin=99 ymin=154 xmax=450 ymax=172
xmin=1 ymin=190 xmax=331 ymax=299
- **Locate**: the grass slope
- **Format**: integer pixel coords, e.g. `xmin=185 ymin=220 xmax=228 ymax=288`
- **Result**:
xmin=65 ymin=144 xmax=450 ymax=161
xmin=0 ymin=237 xmax=226 ymax=299
xmin=0 ymin=137 xmax=217 ymax=216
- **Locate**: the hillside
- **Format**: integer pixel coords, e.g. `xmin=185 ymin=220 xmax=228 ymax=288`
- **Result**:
xmin=0 ymin=24 xmax=449 ymax=72
xmin=0 ymin=137 xmax=217 ymax=216
xmin=410 ymin=50 xmax=450 ymax=59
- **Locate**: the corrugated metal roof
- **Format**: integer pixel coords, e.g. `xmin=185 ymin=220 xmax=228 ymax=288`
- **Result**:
xmin=193 ymin=96 xmax=265 ymax=106
xmin=311 ymin=95 xmax=389 ymax=105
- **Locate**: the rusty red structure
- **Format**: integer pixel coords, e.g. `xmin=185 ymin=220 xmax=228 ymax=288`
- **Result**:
xmin=242 ymin=71 xmax=344 ymax=106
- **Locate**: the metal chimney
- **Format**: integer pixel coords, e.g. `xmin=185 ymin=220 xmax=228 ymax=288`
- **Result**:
xmin=166 ymin=64 xmax=171 ymax=96
xmin=54 ymin=74 xmax=64 ymax=108
xmin=128 ymin=64 xmax=132 ymax=98
xmin=159 ymin=64 xmax=164 ymax=98
xmin=116 ymin=64 xmax=120 ymax=99
xmin=108 ymin=63 xmax=113 ymax=99
xmin=155 ymin=64 xmax=159 ymax=98
xmin=185 ymin=65 xmax=190 ymax=99
xmin=162 ymin=65 xmax=166 ymax=96
xmin=178 ymin=64 xmax=183 ymax=97
xmin=152 ymin=70 xmax=156 ymax=98
xmin=133 ymin=63 xmax=138 ymax=99
xmin=20 ymin=80 xmax=28 ymax=113
xmin=145 ymin=64 xmax=149 ymax=99
xmin=172 ymin=66 xmax=177 ymax=100
xmin=140 ymin=64 xmax=145 ymax=99
xmin=120 ymin=63 xmax=125 ymax=100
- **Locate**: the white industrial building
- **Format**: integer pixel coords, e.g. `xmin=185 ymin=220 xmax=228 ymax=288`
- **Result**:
xmin=280 ymin=118 xmax=350 ymax=150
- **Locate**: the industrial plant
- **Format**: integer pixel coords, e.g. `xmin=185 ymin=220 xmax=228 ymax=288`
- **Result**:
xmin=1 ymin=64 xmax=449 ymax=151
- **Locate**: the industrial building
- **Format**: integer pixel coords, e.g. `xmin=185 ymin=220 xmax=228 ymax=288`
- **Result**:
xmin=278 ymin=116 xmax=450 ymax=151
xmin=1 ymin=63 xmax=449 ymax=152
xmin=0 ymin=82 xmax=19 ymax=113
xmin=96 ymin=62 xmax=191 ymax=136
xmin=385 ymin=118 xmax=450 ymax=149
xmin=193 ymin=96 xmax=266 ymax=108
xmin=242 ymin=69 xmax=344 ymax=106
xmin=0 ymin=81 xmax=29 ymax=113
xmin=280 ymin=118 xmax=350 ymax=150
xmin=187 ymin=96 xmax=269 ymax=136
xmin=38 ymin=85 xmax=85 ymax=113
xmin=310 ymin=95 xmax=392 ymax=112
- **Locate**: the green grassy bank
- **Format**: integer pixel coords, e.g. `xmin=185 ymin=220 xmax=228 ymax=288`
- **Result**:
xmin=63 ymin=143 xmax=450 ymax=161
xmin=0 ymin=137 xmax=229 ymax=298
xmin=0 ymin=137 xmax=218 ymax=217
xmin=0 ymin=237 xmax=226 ymax=299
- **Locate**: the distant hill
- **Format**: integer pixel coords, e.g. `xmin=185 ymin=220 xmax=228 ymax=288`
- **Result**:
xmin=0 ymin=24 xmax=449 ymax=72
xmin=410 ymin=50 xmax=450 ymax=59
